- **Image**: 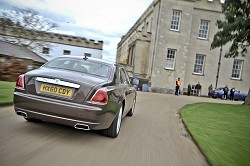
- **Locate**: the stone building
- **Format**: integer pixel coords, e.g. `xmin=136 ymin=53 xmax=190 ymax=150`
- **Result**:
xmin=117 ymin=0 xmax=250 ymax=96
xmin=0 ymin=27 xmax=103 ymax=61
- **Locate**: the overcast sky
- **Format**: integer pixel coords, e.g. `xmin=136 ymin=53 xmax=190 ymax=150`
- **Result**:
xmin=0 ymin=0 xmax=153 ymax=61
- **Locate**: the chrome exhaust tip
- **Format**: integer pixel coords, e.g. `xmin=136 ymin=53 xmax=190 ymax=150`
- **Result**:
xmin=16 ymin=111 xmax=27 ymax=118
xmin=74 ymin=123 xmax=90 ymax=130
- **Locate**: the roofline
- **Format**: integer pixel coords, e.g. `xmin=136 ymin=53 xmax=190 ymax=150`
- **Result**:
xmin=0 ymin=40 xmax=48 ymax=63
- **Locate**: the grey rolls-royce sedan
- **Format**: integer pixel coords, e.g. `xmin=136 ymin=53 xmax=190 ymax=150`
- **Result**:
xmin=14 ymin=56 xmax=137 ymax=138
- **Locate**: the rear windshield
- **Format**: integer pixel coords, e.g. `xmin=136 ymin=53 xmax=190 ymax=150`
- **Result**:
xmin=43 ymin=57 xmax=111 ymax=78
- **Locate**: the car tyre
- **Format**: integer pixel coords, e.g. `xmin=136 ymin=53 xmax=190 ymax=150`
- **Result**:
xmin=102 ymin=104 xmax=123 ymax=138
xmin=127 ymin=99 xmax=136 ymax=116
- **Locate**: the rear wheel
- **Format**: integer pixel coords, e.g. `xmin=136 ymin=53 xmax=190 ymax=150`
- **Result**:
xmin=102 ymin=105 xmax=123 ymax=138
xmin=127 ymin=99 xmax=136 ymax=116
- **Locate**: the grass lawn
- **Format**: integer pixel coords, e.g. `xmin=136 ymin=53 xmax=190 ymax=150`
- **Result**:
xmin=0 ymin=81 xmax=15 ymax=105
xmin=181 ymin=103 xmax=250 ymax=166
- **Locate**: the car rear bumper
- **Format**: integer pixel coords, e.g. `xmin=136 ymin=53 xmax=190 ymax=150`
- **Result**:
xmin=14 ymin=92 xmax=116 ymax=130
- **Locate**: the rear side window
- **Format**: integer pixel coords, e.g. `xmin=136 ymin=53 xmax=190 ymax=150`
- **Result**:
xmin=119 ymin=68 xmax=130 ymax=84
xmin=44 ymin=57 xmax=111 ymax=78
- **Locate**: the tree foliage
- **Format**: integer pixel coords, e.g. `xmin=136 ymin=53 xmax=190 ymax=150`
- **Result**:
xmin=211 ymin=0 xmax=250 ymax=58
xmin=0 ymin=58 xmax=28 ymax=82
xmin=0 ymin=7 xmax=58 ymax=50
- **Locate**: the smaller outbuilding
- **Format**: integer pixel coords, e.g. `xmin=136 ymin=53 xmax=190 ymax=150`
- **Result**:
xmin=0 ymin=40 xmax=47 ymax=81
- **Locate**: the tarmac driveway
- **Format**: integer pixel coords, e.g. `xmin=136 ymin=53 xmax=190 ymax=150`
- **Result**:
xmin=0 ymin=92 xmax=243 ymax=166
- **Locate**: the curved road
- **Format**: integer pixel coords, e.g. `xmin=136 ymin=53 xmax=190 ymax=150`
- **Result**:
xmin=0 ymin=92 xmax=242 ymax=166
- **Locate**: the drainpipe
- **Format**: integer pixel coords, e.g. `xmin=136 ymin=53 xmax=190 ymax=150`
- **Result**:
xmin=149 ymin=0 xmax=161 ymax=87
xmin=215 ymin=44 xmax=222 ymax=89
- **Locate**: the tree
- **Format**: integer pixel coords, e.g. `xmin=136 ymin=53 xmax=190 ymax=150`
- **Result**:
xmin=211 ymin=0 xmax=250 ymax=57
xmin=211 ymin=0 xmax=250 ymax=105
xmin=0 ymin=7 xmax=58 ymax=51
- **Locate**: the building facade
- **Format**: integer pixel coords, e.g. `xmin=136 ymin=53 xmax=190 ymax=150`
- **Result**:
xmin=0 ymin=27 xmax=103 ymax=61
xmin=117 ymin=0 xmax=250 ymax=96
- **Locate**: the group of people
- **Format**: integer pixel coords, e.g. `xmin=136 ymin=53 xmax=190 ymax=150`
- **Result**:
xmin=187 ymin=82 xmax=202 ymax=96
xmin=223 ymin=85 xmax=235 ymax=100
xmin=175 ymin=78 xmax=235 ymax=100
xmin=175 ymin=78 xmax=202 ymax=96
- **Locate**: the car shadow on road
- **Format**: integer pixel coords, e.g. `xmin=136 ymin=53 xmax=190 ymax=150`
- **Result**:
xmin=15 ymin=120 xmax=111 ymax=142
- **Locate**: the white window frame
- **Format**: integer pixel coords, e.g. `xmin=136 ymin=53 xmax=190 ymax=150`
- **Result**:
xmin=198 ymin=20 xmax=210 ymax=39
xmin=193 ymin=54 xmax=205 ymax=75
xmin=231 ymin=59 xmax=243 ymax=80
xmin=63 ymin=50 xmax=71 ymax=55
xmin=165 ymin=49 xmax=176 ymax=70
xmin=27 ymin=64 xmax=33 ymax=70
xmin=170 ymin=10 xmax=181 ymax=31
xmin=84 ymin=53 xmax=91 ymax=57
xmin=42 ymin=47 xmax=49 ymax=54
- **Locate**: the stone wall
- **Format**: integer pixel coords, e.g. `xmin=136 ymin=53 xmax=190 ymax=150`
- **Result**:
xmin=0 ymin=27 xmax=103 ymax=50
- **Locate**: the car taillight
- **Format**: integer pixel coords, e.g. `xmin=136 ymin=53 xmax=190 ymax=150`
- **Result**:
xmin=90 ymin=89 xmax=108 ymax=105
xmin=16 ymin=74 xmax=25 ymax=89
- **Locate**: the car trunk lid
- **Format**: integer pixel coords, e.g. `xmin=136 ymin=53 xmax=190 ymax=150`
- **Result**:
xmin=24 ymin=67 xmax=109 ymax=103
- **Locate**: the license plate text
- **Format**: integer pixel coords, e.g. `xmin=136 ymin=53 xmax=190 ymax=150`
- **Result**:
xmin=40 ymin=84 xmax=73 ymax=97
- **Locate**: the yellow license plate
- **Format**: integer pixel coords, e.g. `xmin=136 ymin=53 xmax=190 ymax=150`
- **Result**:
xmin=40 ymin=84 xmax=73 ymax=97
